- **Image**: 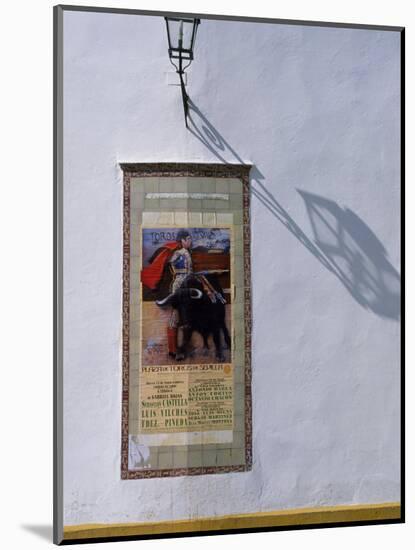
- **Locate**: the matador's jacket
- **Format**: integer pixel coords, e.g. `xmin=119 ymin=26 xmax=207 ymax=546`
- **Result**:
xmin=169 ymin=247 xmax=193 ymax=292
xmin=140 ymin=242 xmax=192 ymax=291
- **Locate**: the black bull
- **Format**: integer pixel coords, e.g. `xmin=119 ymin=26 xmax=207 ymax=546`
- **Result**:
xmin=156 ymin=275 xmax=231 ymax=362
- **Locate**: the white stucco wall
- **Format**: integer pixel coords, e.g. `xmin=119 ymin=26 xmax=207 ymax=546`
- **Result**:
xmin=63 ymin=10 xmax=401 ymax=524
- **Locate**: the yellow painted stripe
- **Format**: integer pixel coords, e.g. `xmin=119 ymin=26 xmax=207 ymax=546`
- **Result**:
xmin=63 ymin=502 xmax=401 ymax=540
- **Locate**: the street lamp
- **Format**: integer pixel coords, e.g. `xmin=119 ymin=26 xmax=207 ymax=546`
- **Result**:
xmin=165 ymin=17 xmax=200 ymax=127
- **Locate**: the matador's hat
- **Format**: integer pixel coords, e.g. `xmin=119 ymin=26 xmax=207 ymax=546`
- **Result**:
xmin=176 ymin=229 xmax=191 ymax=242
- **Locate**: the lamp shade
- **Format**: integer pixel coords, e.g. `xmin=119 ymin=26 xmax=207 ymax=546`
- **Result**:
xmin=165 ymin=17 xmax=200 ymax=61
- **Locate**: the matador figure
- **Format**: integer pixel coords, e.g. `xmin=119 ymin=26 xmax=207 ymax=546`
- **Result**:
xmin=167 ymin=229 xmax=193 ymax=356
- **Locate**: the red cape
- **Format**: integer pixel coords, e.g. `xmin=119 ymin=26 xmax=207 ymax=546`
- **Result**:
xmin=140 ymin=242 xmax=178 ymax=290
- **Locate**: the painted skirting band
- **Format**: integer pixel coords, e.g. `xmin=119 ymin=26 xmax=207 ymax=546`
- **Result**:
xmin=63 ymin=502 xmax=401 ymax=540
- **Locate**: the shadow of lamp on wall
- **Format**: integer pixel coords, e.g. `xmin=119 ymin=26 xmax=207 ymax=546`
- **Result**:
xmin=165 ymin=17 xmax=200 ymax=128
xmin=183 ymin=99 xmax=400 ymax=320
xmin=297 ymin=191 xmax=401 ymax=320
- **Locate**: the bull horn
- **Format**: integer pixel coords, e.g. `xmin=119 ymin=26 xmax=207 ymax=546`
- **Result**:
xmin=156 ymin=293 xmax=174 ymax=306
xmin=190 ymin=288 xmax=203 ymax=299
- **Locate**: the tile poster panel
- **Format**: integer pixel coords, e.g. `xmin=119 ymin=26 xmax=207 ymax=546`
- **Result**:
xmin=120 ymin=165 xmax=252 ymax=478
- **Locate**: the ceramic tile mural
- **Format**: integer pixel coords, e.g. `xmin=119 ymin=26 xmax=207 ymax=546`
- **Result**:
xmin=120 ymin=164 xmax=252 ymax=478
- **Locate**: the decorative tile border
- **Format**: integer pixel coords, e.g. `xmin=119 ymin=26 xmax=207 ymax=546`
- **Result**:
xmin=120 ymin=163 xmax=252 ymax=479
